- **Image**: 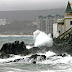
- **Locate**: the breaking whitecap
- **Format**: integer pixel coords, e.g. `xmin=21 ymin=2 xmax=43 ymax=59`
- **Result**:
xmin=33 ymin=30 xmax=53 ymax=47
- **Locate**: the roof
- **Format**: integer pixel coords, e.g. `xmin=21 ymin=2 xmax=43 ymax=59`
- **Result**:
xmin=38 ymin=16 xmax=47 ymax=19
xmin=57 ymin=19 xmax=64 ymax=25
xmin=65 ymin=1 xmax=72 ymax=13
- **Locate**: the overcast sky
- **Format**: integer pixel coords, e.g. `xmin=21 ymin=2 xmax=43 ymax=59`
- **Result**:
xmin=0 ymin=0 xmax=71 ymax=11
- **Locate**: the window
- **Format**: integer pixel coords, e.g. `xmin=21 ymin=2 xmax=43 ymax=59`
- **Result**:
xmin=70 ymin=21 xmax=72 ymax=25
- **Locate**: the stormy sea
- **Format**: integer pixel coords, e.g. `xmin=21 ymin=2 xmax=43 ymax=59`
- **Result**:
xmin=0 ymin=30 xmax=72 ymax=72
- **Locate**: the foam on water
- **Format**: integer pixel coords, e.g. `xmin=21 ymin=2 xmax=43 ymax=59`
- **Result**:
xmin=26 ymin=45 xmax=32 ymax=49
xmin=0 ymin=50 xmax=72 ymax=66
xmin=0 ymin=50 xmax=72 ymax=65
xmin=37 ymin=53 xmax=72 ymax=65
xmin=0 ymin=35 xmax=32 ymax=37
xmin=0 ymin=55 xmax=24 ymax=63
xmin=33 ymin=30 xmax=53 ymax=47
xmin=41 ymin=70 xmax=55 ymax=72
xmin=37 ymin=51 xmax=56 ymax=58
xmin=0 ymin=51 xmax=72 ymax=72
xmin=0 ymin=35 xmax=21 ymax=37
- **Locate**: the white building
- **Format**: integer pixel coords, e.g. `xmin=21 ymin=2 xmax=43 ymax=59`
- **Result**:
xmin=53 ymin=19 xmax=64 ymax=38
xmin=46 ymin=15 xmax=54 ymax=34
xmin=37 ymin=16 xmax=47 ymax=33
xmin=37 ymin=15 xmax=54 ymax=34
xmin=0 ymin=19 xmax=6 ymax=25
xmin=53 ymin=1 xmax=72 ymax=38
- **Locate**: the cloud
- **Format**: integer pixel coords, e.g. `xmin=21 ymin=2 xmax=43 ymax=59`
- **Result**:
xmin=0 ymin=0 xmax=69 ymax=11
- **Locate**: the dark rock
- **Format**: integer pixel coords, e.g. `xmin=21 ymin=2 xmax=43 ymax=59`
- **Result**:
xmin=1 ymin=43 xmax=12 ymax=54
xmin=56 ymin=53 xmax=67 ymax=57
xmin=9 ymin=61 xmax=13 ymax=62
xmin=13 ymin=59 xmax=21 ymax=62
xmin=20 ymin=41 xmax=26 ymax=50
xmin=51 ymin=53 xmax=67 ymax=57
xmin=6 ymin=61 xmax=13 ymax=63
xmin=53 ymin=34 xmax=72 ymax=56
xmin=13 ymin=58 xmax=24 ymax=62
xmin=0 ymin=52 xmax=6 ymax=59
xmin=30 ymin=54 xmax=40 ymax=59
xmin=62 ymin=54 xmax=66 ymax=57
xmin=13 ymin=60 xmax=17 ymax=62
xmin=6 ymin=58 xmax=24 ymax=63
xmin=41 ymin=55 xmax=46 ymax=59
xmin=28 ymin=47 xmax=41 ymax=54
xmin=0 ymin=41 xmax=29 ymax=58
xmin=32 ymin=61 xmax=36 ymax=64
xmin=30 ymin=54 xmax=46 ymax=62
xmin=57 ymin=54 xmax=63 ymax=56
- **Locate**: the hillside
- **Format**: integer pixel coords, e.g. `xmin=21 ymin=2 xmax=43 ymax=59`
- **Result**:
xmin=0 ymin=8 xmax=65 ymax=34
xmin=0 ymin=8 xmax=65 ymax=22
xmin=0 ymin=21 xmax=37 ymax=35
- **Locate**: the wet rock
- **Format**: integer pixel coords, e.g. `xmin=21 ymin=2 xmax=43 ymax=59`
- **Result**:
xmin=13 ymin=58 xmax=24 ymax=62
xmin=53 ymin=34 xmax=72 ymax=56
xmin=30 ymin=54 xmax=46 ymax=61
xmin=57 ymin=53 xmax=67 ymax=57
xmin=47 ymin=53 xmax=67 ymax=60
xmin=60 ymin=54 xmax=66 ymax=57
xmin=32 ymin=61 xmax=36 ymax=64
xmin=13 ymin=59 xmax=21 ymax=62
xmin=0 ymin=52 xmax=11 ymax=59
xmin=0 ymin=41 xmax=29 ymax=58
xmin=62 ymin=54 xmax=66 ymax=57
xmin=6 ymin=61 xmax=13 ymax=63
xmin=41 ymin=55 xmax=46 ymax=60
xmin=28 ymin=47 xmax=41 ymax=54
xmin=6 ymin=58 xmax=25 ymax=63
xmin=9 ymin=61 xmax=13 ymax=62
xmin=30 ymin=54 xmax=40 ymax=59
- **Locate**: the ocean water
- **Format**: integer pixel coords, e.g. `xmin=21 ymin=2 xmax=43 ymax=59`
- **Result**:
xmin=0 ymin=34 xmax=72 ymax=72
xmin=0 ymin=35 xmax=34 ymax=48
xmin=0 ymin=51 xmax=72 ymax=72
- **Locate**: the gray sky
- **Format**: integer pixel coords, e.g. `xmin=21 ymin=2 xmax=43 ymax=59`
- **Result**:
xmin=0 ymin=0 xmax=71 ymax=11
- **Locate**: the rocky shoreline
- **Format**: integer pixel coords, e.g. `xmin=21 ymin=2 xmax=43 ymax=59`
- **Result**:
xmin=0 ymin=34 xmax=72 ymax=63
xmin=0 ymin=41 xmax=29 ymax=58
xmin=52 ymin=35 xmax=72 ymax=55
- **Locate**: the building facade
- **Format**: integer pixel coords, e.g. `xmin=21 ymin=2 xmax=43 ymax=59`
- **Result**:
xmin=64 ymin=1 xmax=72 ymax=31
xmin=53 ymin=1 xmax=72 ymax=38
xmin=37 ymin=16 xmax=47 ymax=33
xmin=46 ymin=15 xmax=54 ymax=34
xmin=53 ymin=19 xmax=64 ymax=38
xmin=0 ymin=19 xmax=6 ymax=25
xmin=37 ymin=15 xmax=55 ymax=34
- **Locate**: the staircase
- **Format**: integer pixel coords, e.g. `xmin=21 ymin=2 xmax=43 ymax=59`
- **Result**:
xmin=57 ymin=27 xmax=72 ymax=39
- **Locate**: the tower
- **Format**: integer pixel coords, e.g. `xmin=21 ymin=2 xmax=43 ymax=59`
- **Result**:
xmin=64 ymin=1 xmax=72 ymax=31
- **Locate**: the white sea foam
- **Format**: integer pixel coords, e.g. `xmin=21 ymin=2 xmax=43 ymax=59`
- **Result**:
xmin=7 ymin=71 xmax=14 ymax=72
xmin=26 ymin=45 xmax=32 ymax=49
xmin=0 ymin=35 xmax=32 ymax=37
xmin=0 ymin=51 xmax=55 ymax=63
xmin=37 ymin=52 xmax=72 ymax=65
xmin=0 ymin=35 xmax=21 ymax=37
xmin=33 ymin=30 xmax=53 ymax=47
xmin=37 ymin=51 xmax=56 ymax=58
xmin=41 ymin=70 xmax=55 ymax=72
xmin=0 ymin=55 xmax=24 ymax=63
xmin=0 ymin=51 xmax=72 ymax=66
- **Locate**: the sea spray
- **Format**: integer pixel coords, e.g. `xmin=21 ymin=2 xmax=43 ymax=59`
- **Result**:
xmin=33 ymin=30 xmax=53 ymax=47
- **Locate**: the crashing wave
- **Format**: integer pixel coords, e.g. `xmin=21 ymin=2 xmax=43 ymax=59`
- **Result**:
xmin=33 ymin=30 xmax=53 ymax=47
